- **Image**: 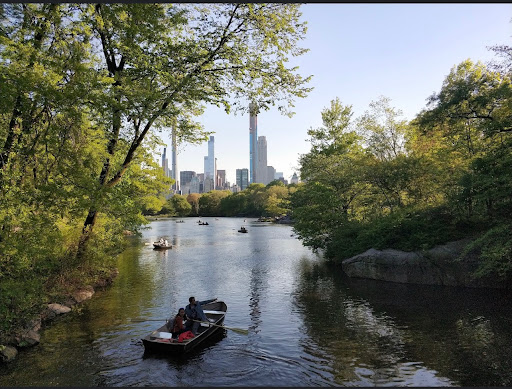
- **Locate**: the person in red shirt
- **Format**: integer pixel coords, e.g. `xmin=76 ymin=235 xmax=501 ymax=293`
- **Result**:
xmin=167 ymin=308 xmax=186 ymax=338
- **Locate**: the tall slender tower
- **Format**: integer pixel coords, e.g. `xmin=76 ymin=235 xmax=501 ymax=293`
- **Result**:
xmin=249 ymin=103 xmax=258 ymax=184
xmin=203 ymin=136 xmax=216 ymax=192
xmin=171 ymin=126 xmax=179 ymax=192
xmin=162 ymin=147 xmax=169 ymax=177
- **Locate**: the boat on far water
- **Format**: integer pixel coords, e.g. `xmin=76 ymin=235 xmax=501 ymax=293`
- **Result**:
xmin=153 ymin=239 xmax=172 ymax=249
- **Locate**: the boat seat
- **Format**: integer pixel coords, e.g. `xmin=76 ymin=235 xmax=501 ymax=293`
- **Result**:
xmin=203 ymin=310 xmax=225 ymax=315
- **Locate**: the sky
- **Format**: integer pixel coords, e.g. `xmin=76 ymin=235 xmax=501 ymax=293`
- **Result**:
xmin=161 ymin=3 xmax=512 ymax=186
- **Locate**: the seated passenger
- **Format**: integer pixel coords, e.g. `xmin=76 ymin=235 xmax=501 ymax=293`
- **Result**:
xmin=184 ymin=296 xmax=217 ymax=334
xmin=167 ymin=308 xmax=186 ymax=338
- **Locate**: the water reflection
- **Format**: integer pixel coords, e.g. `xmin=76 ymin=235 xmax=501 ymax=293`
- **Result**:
xmin=293 ymin=259 xmax=512 ymax=386
xmin=248 ymin=267 xmax=265 ymax=334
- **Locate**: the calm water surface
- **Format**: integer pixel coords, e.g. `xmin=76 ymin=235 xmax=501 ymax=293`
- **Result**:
xmin=1 ymin=217 xmax=512 ymax=386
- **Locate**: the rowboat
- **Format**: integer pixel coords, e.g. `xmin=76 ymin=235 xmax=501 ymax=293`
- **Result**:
xmin=238 ymin=227 xmax=248 ymax=233
xmin=153 ymin=242 xmax=172 ymax=249
xmin=142 ymin=300 xmax=227 ymax=354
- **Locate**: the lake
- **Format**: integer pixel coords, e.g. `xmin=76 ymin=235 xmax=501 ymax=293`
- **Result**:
xmin=1 ymin=217 xmax=511 ymax=386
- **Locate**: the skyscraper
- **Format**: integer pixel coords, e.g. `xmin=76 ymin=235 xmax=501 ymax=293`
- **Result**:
xmin=180 ymin=171 xmax=196 ymax=187
xmin=171 ymin=126 xmax=179 ymax=192
xmin=249 ymin=103 xmax=258 ymax=184
xmin=162 ymin=147 xmax=169 ymax=177
xmin=189 ymin=176 xmax=200 ymax=193
xmin=204 ymin=136 xmax=216 ymax=182
xmin=216 ymin=169 xmax=226 ymax=189
xmin=267 ymin=166 xmax=276 ymax=184
xmin=257 ymin=135 xmax=267 ymax=185
xmin=236 ymin=168 xmax=249 ymax=191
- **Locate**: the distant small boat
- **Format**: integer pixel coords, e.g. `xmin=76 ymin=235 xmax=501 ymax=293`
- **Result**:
xmin=199 ymin=222 xmax=209 ymax=225
xmin=176 ymin=220 xmax=185 ymax=223
xmin=153 ymin=242 xmax=172 ymax=249
xmin=238 ymin=227 xmax=248 ymax=233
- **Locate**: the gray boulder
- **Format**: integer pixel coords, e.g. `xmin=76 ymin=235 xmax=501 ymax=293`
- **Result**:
xmin=47 ymin=303 xmax=72 ymax=314
xmin=72 ymin=286 xmax=94 ymax=303
xmin=16 ymin=330 xmax=40 ymax=348
xmin=341 ymin=240 xmax=501 ymax=288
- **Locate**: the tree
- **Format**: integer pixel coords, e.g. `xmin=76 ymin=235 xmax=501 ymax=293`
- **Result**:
xmin=299 ymin=98 xmax=368 ymax=217
xmin=414 ymin=60 xmax=512 ymax=218
xmin=264 ymin=184 xmax=289 ymax=216
xmin=219 ymin=192 xmax=248 ymax=216
xmin=74 ymin=3 xmax=312 ymax=256
xmin=266 ymin=179 xmax=285 ymax=187
xmin=198 ymin=190 xmax=231 ymax=216
xmin=416 ymin=60 xmax=512 ymax=139
xmin=170 ymin=194 xmax=192 ymax=217
xmin=186 ymin=193 xmax=201 ymax=216
xmin=244 ymin=183 xmax=266 ymax=216
xmin=356 ymin=96 xmax=408 ymax=161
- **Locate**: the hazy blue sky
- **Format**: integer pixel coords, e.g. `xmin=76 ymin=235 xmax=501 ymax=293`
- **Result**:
xmin=162 ymin=3 xmax=512 ymax=186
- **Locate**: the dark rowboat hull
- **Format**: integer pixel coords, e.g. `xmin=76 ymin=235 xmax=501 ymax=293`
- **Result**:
xmin=237 ymin=230 xmax=248 ymax=233
xmin=142 ymin=301 xmax=227 ymax=354
xmin=153 ymin=243 xmax=172 ymax=249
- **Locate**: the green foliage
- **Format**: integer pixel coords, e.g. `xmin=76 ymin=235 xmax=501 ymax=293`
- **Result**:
xmin=461 ymin=223 xmax=512 ymax=282
xmin=266 ymin=179 xmax=285 ymax=187
xmin=292 ymin=83 xmax=512 ymax=286
xmin=169 ymin=194 xmax=192 ymax=217
xmin=0 ymin=3 xmax=314 ymax=339
xmin=186 ymin=193 xmax=201 ymax=216
xmin=198 ymin=190 xmax=231 ymax=216
xmin=220 ymin=192 xmax=248 ymax=216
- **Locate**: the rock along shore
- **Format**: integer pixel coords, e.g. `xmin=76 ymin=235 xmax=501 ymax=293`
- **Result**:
xmin=0 ymin=268 xmax=119 ymax=364
xmin=341 ymin=239 xmax=506 ymax=288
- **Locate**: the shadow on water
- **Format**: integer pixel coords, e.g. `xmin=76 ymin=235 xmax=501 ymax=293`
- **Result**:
xmin=293 ymin=258 xmax=512 ymax=386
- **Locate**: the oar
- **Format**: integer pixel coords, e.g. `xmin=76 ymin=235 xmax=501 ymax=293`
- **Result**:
xmin=191 ymin=319 xmax=249 ymax=335
xmin=130 ymin=318 xmax=248 ymax=335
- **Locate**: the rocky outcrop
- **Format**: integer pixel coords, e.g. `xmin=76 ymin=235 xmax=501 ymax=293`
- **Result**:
xmin=341 ymin=240 xmax=503 ymax=288
xmin=275 ymin=215 xmax=294 ymax=224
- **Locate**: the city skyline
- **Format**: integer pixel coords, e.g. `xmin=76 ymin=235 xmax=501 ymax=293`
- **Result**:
xmin=161 ymin=4 xmax=511 ymax=185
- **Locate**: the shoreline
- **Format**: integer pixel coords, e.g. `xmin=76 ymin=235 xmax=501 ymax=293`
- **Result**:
xmin=0 ymin=268 xmax=119 ymax=364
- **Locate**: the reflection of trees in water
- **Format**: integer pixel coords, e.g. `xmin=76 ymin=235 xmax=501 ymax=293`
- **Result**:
xmin=293 ymin=260 xmax=512 ymax=386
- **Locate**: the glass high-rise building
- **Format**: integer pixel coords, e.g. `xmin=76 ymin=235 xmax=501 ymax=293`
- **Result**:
xmin=249 ymin=103 xmax=258 ymax=184
xmin=204 ymin=136 xmax=216 ymax=183
xmin=236 ymin=168 xmax=249 ymax=191
xmin=180 ymin=171 xmax=196 ymax=187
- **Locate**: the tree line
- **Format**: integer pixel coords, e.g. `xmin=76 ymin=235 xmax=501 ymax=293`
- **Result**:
xmin=290 ymin=51 xmax=512 ymax=285
xmin=147 ymin=180 xmax=296 ymax=218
